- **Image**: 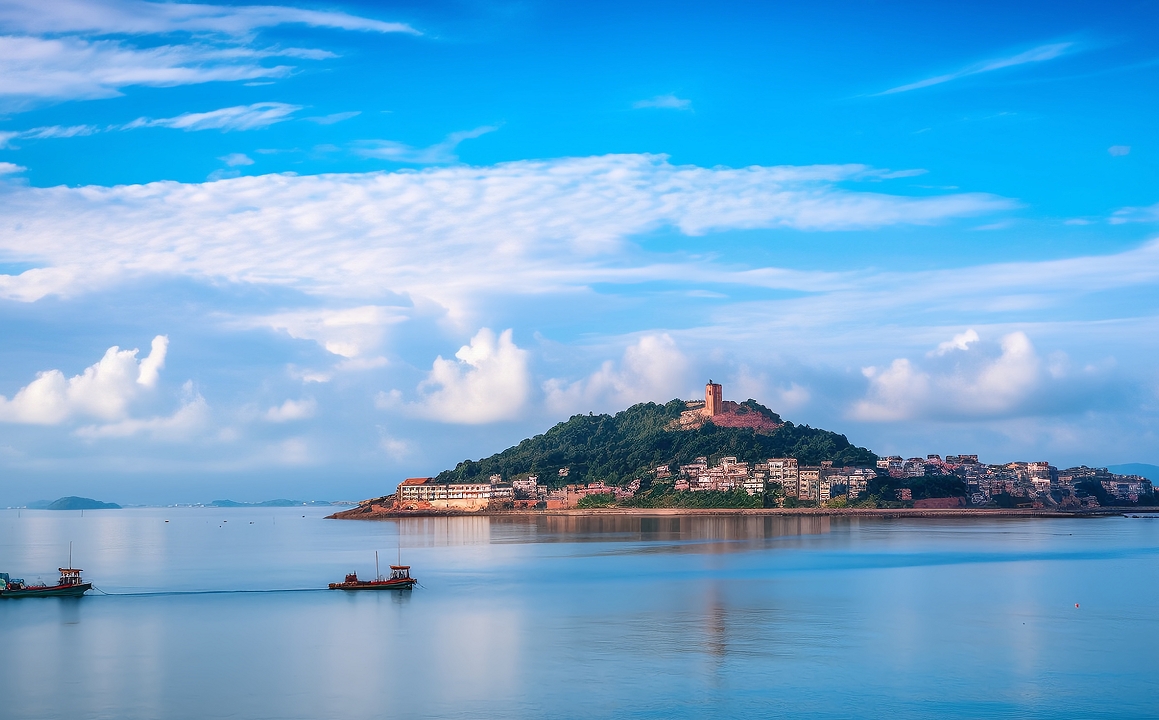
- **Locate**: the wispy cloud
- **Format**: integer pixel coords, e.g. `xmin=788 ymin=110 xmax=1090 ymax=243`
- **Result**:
xmin=0 ymin=36 xmax=295 ymax=100
xmin=0 ymin=161 xmax=26 ymax=174
xmin=0 ymin=155 xmax=1012 ymax=309
xmin=0 ymin=0 xmax=419 ymax=37
xmin=1110 ymin=201 xmax=1159 ymax=224
xmin=1108 ymin=145 xmax=1131 ymax=157
xmin=124 ymin=102 xmax=302 ymax=131
xmin=877 ymin=42 xmax=1074 ymax=95
xmin=305 ymin=111 xmax=361 ymax=125
xmin=633 ymin=94 xmax=692 ymax=110
xmin=354 ymin=125 xmax=499 ymax=164
xmin=219 ymin=153 xmax=254 ymax=167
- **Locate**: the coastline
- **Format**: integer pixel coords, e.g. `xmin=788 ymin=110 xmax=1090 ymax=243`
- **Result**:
xmin=327 ymin=506 xmax=1135 ymax=520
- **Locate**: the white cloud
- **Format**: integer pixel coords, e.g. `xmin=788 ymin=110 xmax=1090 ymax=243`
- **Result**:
xmin=0 ymin=161 xmax=25 ymax=174
xmin=0 ymin=335 xmax=167 ymax=424
xmin=219 ymin=152 xmax=254 ymax=166
xmin=1110 ymin=202 xmax=1159 ymax=225
xmin=1108 ymin=145 xmax=1131 ymax=157
xmin=851 ymin=331 xmax=1041 ymax=421
xmin=0 ymin=0 xmax=419 ymax=36
xmin=933 ymin=328 xmax=979 ymax=355
xmin=253 ymin=306 xmax=407 ymax=358
xmin=544 ymin=334 xmax=689 ymax=415
xmin=0 ymin=36 xmax=295 ymax=100
xmin=76 ymin=390 xmax=208 ymax=439
xmin=878 ymin=42 xmax=1074 ymax=95
xmin=411 ymin=328 xmax=530 ymax=423
xmin=21 ymin=124 xmax=99 ymax=139
xmin=633 ymin=94 xmax=692 ymax=110
xmin=265 ymin=398 xmax=316 ymax=422
xmin=0 ymin=155 xmax=1012 ymax=306
xmin=305 ymin=111 xmax=360 ymax=125
xmin=354 ymin=125 xmax=498 ymax=164
xmin=125 ymin=102 xmax=301 ymax=131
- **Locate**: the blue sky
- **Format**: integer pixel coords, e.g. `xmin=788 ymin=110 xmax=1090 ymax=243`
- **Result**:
xmin=0 ymin=0 xmax=1156 ymax=504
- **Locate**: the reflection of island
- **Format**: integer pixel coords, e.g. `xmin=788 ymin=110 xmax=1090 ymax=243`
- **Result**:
xmin=28 ymin=496 xmax=121 ymax=510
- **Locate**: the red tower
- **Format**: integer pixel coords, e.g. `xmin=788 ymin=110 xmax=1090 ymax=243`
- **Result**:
xmin=705 ymin=380 xmax=723 ymax=416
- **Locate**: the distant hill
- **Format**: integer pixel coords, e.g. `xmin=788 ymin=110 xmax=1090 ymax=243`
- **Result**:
xmin=42 ymin=496 xmax=121 ymax=510
xmin=435 ymin=398 xmax=877 ymax=487
xmin=1108 ymin=464 xmax=1159 ymax=481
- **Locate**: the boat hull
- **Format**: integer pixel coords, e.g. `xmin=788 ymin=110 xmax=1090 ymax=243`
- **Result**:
xmin=329 ymin=579 xmax=416 ymax=591
xmin=0 ymin=582 xmax=91 ymax=598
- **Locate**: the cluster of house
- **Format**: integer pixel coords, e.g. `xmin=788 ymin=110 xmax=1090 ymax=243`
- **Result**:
xmin=875 ymin=455 xmax=1153 ymax=508
xmin=395 ymin=452 xmax=1152 ymax=511
xmin=665 ymin=457 xmax=878 ymax=503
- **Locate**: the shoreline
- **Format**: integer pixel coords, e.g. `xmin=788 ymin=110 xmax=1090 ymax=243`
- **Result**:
xmin=327 ymin=506 xmax=1139 ymax=521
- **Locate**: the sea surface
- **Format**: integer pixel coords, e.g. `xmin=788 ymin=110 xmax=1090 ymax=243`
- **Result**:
xmin=1 ymin=508 xmax=1157 ymax=719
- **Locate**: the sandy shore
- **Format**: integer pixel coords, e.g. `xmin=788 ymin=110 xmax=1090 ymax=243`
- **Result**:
xmin=328 ymin=506 xmax=1132 ymax=520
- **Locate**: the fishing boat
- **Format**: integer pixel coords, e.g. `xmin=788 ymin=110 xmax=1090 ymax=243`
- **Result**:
xmin=1 ymin=567 xmax=91 ymax=598
xmin=329 ymin=551 xmax=416 ymax=591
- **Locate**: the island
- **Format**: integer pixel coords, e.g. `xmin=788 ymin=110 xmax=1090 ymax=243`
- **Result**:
xmin=330 ymin=381 xmax=1155 ymax=520
xmin=32 ymin=496 xmax=122 ymax=510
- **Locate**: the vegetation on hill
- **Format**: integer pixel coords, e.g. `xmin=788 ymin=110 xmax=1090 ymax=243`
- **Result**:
xmin=435 ymin=399 xmax=877 ymax=487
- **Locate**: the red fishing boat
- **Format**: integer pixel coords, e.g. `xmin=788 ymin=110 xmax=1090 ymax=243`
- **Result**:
xmin=329 ymin=551 xmax=416 ymax=591
xmin=1 ymin=567 xmax=91 ymax=598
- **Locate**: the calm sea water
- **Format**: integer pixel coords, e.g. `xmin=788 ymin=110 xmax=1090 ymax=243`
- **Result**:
xmin=1 ymin=508 xmax=1156 ymax=719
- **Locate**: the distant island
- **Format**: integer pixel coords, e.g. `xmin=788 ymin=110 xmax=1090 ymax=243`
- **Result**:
xmin=29 ymin=496 xmax=122 ymax=510
xmin=332 ymin=381 xmax=1156 ymax=520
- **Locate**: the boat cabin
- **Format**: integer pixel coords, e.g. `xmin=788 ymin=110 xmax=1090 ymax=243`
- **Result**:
xmin=58 ymin=568 xmax=84 ymax=586
xmin=388 ymin=565 xmax=411 ymax=581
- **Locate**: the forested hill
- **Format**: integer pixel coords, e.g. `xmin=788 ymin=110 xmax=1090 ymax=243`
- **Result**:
xmin=434 ymin=399 xmax=878 ymax=487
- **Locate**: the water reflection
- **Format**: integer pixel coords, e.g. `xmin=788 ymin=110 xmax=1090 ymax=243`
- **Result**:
xmin=487 ymin=513 xmax=832 ymax=548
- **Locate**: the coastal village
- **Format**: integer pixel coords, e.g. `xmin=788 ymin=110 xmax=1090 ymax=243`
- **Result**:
xmin=379 ymin=382 xmax=1153 ymax=514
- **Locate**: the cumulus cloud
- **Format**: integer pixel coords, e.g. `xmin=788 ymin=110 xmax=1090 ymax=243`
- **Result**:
xmin=0 ymin=161 xmax=25 ymax=174
xmin=0 ymin=36 xmax=296 ymax=100
xmin=877 ymin=42 xmax=1074 ymax=95
xmin=265 ymin=398 xmax=316 ymax=422
xmin=0 ymin=335 xmax=168 ymax=424
xmin=411 ymin=328 xmax=530 ymax=423
xmin=124 ymin=102 xmax=301 ymax=131
xmin=633 ymin=94 xmax=692 ymax=110
xmin=851 ymin=331 xmax=1041 ymax=421
xmin=544 ymin=334 xmax=689 ymax=415
xmin=0 ymin=155 xmax=1012 ymax=306
xmin=354 ymin=125 xmax=498 ymax=164
xmin=0 ymin=0 xmax=418 ymax=36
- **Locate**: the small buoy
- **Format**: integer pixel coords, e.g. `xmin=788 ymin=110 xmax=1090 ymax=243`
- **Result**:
xmin=1075 ymin=603 xmax=1080 ymax=608
xmin=164 ymin=520 xmax=169 ymax=523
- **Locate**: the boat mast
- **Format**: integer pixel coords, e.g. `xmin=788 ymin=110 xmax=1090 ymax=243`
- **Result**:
xmin=69 ymin=541 xmax=72 ymax=569
xmin=375 ymin=550 xmax=380 ymax=581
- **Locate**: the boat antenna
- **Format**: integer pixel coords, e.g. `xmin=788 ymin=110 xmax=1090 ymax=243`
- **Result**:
xmin=375 ymin=550 xmax=380 ymax=581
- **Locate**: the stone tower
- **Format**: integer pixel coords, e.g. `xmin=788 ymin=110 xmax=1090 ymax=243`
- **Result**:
xmin=704 ymin=380 xmax=723 ymax=416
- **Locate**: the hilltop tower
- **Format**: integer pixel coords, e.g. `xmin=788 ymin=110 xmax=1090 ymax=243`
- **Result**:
xmin=704 ymin=380 xmax=723 ymax=416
